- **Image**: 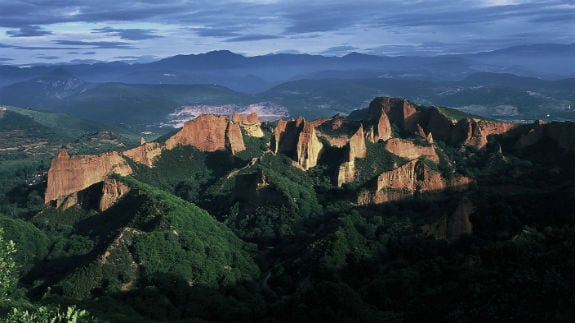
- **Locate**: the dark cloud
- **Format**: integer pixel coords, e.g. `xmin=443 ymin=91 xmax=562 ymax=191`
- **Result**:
xmin=0 ymin=57 xmax=14 ymax=62
xmin=6 ymin=25 xmax=52 ymax=37
xmin=92 ymin=27 xmax=162 ymax=40
xmin=191 ymin=27 xmax=240 ymax=38
xmin=36 ymin=55 xmax=60 ymax=60
xmin=0 ymin=42 xmax=80 ymax=50
xmin=225 ymin=34 xmax=281 ymax=42
xmin=376 ymin=1 xmax=574 ymax=27
xmin=55 ymin=40 xmax=134 ymax=49
xmin=282 ymin=2 xmax=370 ymax=34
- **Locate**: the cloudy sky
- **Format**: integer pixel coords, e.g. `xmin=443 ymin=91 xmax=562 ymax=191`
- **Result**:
xmin=0 ymin=0 xmax=573 ymax=65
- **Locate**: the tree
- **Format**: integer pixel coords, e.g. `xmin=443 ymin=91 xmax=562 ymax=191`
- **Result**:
xmin=0 ymin=226 xmax=17 ymax=303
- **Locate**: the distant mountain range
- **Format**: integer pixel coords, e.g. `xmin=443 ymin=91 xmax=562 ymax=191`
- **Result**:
xmin=0 ymin=43 xmax=573 ymax=123
xmin=1 ymin=43 xmax=573 ymax=93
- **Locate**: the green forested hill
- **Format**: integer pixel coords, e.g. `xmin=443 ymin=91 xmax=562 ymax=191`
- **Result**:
xmin=1 ymin=99 xmax=574 ymax=322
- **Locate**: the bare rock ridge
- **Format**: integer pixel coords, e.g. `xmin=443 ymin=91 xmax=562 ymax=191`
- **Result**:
xmin=45 ymin=99 xmax=567 ymax=212
xmin=271 ymin=117 xmax=324 ymax=170
xmin=226 ymin=122 xmax=246 ymax=154
xmin=232 ymin=111 xmax=265 ymax=138
xmin=367 ymin=97 xmax=417 ymax=131
xmin=357 ymin=159 xmax=472 ymax=205
xmin=296 ymin=121 xmax=324 ymax=170
xmin=514 ymin=120 xmax=575 ymax=153
xmin=122 ymin=142 xmax=163 ymax=167
xmin=45 ymin=149 xmax=132 ymax=206
xmin=384 ymin=138 xmax=439 ymax=163
xmin=365 ymin=97 xmax=516 ymax=149
xmin=165 ymin=114 xmax=245 ymax=153
xmin=99 ymin=178 xmax=131 ymax=212
xmin=45 ymin=113 xmax=265 ymax=208
xmin=337 ymin=125 xmax=367 ymax=187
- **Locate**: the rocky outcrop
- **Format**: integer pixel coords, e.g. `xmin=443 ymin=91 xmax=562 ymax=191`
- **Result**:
xmin=452 ymin=118 xmax=515 ymax=149
xmin=365 ymin=103 xmax=392 ymax=143
xmin=165 ymin=114 xmax=245 ymax=154
xmin=337 ymin=125 xmax=367 ymax=187
xmin=357 ymin=160 xmax=471 ymax=204
xmin=515 ymin=121 xmax=575 ymax=153
xmin=421 ymin=197 xmax=474 ymax=242
xmin=367 ymin=97 xmax=417 ymax=129
xmin=363 ymin=98 xmax=516 ymax=149
xmin=45 ymin=149 xmax=132 ymax=205
xmin=296 ymin=121 xmax=324 ymax=170
xmin=122 ymin=142 xmax=163 ymax=167
xmin=232 ymin=111 xmax=264 ymax=138
xmin=419 ymin=108 xmax=455 ymax=143
xmin=271 ymin=118 xmax=302 ymax=155
xmin=272 ymin=117 xmax=324 ymax=170
xmin=384 ymin=138 xmax=439 ymax=163
xmin=99 ymin=178 xmax=131 ymax=212
xmin=226 ymin=122 xmax=246 ymax=154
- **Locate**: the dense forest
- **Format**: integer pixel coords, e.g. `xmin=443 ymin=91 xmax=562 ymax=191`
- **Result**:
xmin=0 ymin=99 xmax=574 ymax=322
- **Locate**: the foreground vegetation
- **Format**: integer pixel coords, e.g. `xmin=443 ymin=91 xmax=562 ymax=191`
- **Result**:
xmin=0 ymin=104 xmax=574 ymax=322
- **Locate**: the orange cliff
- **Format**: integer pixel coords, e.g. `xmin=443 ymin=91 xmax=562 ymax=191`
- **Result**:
xmin=272 ymin=117 xmax=324 ymax=170
xmin=357 ymin=159 xmax=472 ymax=205
xmin=44 ymin=149 xmax=132 ymax=206
xmin=337 ymin=124 xmax=367 ymax=187
xmin=365 ymin=97 xmax=516 ymax=149
xmin=122 ymin=141 xmax=163 ymax=167
xmin=367 ymin=97 xmax=417 ymax=130
xmin=232 ymin=111 xmax=264 ymax=137
xmin=384 ymin=138 xmax=439 ymax=163
xmin=296 ymin=121 xmax=324 ymax=170
xmin=44 ymin=112 xmax=263 ymax=209
xmin=126 ymin=113 xmax=263 ymax=167
xmin=451 ymin=118 xmax=515 ymax=149
xmin=165 ymin=114 xmax=245 ymax=153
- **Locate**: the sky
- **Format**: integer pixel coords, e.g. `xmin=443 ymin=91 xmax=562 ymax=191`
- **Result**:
xmin=0 ymin=0 xmax=573 ymax=65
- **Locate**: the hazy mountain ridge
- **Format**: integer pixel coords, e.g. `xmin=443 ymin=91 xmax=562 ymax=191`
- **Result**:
xmin=1 ymin=70 xmax=573 ymax=124
xmin=1 ymin=43 xmax=573 ymax=93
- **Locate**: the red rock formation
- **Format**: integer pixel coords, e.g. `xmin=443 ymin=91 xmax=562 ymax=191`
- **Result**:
xmin=226 ymin=122 xmax=246 ymax=154
xmin=317 ymin=133 xmax=349 ymax=148
xmin=296 ymin=121 xmax=323 ymax=170
xmin=272 ymin=119 xmax=303 ymax=156
xmin=122 ymin=142 xmax=163 ymax=167
xmin=165 ymin=114 xmax=228 ymax=151
xmin=349 ymin=124 xmax=367 ymax=159
xmin=232 ymin=111 xmax=264 ymax=137
xmin=452 ymin=118 xmax=515 ymax=148
xmin=515 ymin=121 xmax=575 ymax=153
xmin=384 ymin=138 xmax=439 ymax=163
xmin=337 ymin=125 xmax=367 ymax=187
xmin=421 ymin=197 xmax=474 ymax=241
xmin=45 ymin=150 xmax=132 ymax=205
xmin=367 ymin=97 xmax=417 ymax=130
xmin=357 ymin=159 xmax=471 ymax=204
xmin=365 ymin=103 xmax=392 ymax=143
xmin=99 ymin=178 xmax=131 ymax=212
xmin=164 ymin=114 xmax=245 ymax=154
xmin=415 ymin=124 xmax=427 ymax=139
xmin=420 ymin=108 xmax=455 ymax=143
